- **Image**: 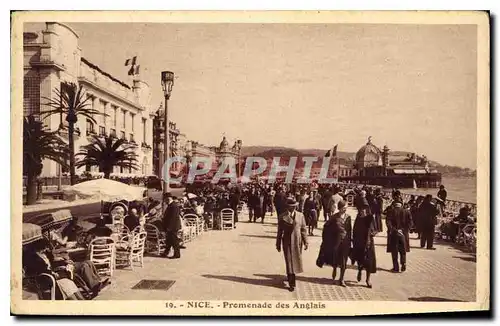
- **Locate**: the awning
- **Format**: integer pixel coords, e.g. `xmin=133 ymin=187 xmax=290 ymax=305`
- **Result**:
xmin=24 ymin=209 xmax=72 ymax=232
xmin=22 ymin=223 xmax=43 ymax=245
xmin=393 ymin=169 xmax=428 ymax=174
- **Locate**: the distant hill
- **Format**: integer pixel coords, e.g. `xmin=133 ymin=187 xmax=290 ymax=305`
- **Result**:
xmin=240 ymin=145 xmax=475 ymax=175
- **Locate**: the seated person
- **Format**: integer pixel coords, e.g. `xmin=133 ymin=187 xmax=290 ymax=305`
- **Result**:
xmin=124 ymin=208 xmax=140 ymax=231
xmin=444 ymin=206 xmax=474 ymax=242
xmin=61 ymin=216 xmax=83 ymax=242
xmin=23 ymin=239 xmax=85 ymax=300
xmin=48 ymin=228 xmax=110 ymax=298
xmin=88 ymin=219 xmax=113 ymax=238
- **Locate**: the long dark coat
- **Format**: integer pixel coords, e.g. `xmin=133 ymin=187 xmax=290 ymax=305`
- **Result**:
xmin=352 ymin=215 xmax=377 ymax=273
xmin=303 ymin=197 xmax=319 ymax=227
xmin=386 ymin=206 xmax=412 ymax=253
xmin=419 ymin=202 xmax=439 ymax=230
xmin=276 ymin=211 xmax=308 ymax=275
xmin=317 ymin=212 xmax=352 ymax=268
xmin=273 ymin=191 xmax=287 ymax=216
xmin=163 ymin=201 xmax=181 ymax=232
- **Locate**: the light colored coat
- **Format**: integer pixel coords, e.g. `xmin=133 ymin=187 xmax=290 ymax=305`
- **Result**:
xmin=276 ymin=210 xmax=308 ymax=274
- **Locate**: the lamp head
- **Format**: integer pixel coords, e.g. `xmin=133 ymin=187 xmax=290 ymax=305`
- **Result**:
xmin=161 ymin=71 xmax=175 ymax=99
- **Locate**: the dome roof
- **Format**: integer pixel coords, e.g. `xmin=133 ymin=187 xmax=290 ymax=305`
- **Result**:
xmin=355 ymin=137 xmax=381 ymax=166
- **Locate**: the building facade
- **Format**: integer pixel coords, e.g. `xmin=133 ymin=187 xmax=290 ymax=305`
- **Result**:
xmin=23 ymin=22 xmax=154 ymax=178
xmin=152 ymin=105 xmax=188 ymax=177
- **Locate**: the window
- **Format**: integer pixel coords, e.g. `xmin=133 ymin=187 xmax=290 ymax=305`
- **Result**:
xmin=86 ymin=119 xmax=95 ymax=135
xmin=23 ymin=74 xmax=41 ymax=117
xmin=142 ymin=118 xmax=147 ymax=143
xmin=99 ymin=126 xmax=106 ymax=136
xmin=122 ymin=110 xmax=126 ymax=129
xmin=87 ymin=95 xmax=95 ymax=120
xmin=110 ymin=128 xmax=116 ymax=138
xmin=100 ymin=100 xmax=106 ymax=125
xmin=112 ymin=106 xmax=117 ymax=126
xmin=130 ymin=113 xmax=135 ymax=133
xmin=120 ymin=131 xmax=126 ymax=140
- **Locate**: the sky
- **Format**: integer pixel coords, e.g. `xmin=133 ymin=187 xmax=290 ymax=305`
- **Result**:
xmin=27 ymin=22 xmax=478 ymax=169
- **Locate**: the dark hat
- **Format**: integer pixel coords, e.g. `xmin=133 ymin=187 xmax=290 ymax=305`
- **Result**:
xmin=286 ymin=198 xmax=299 ymax=207
xmin=337 ymin=200 xmax=346 ymax=210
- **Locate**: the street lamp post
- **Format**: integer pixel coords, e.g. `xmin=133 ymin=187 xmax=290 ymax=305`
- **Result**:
xmin=161 ymin=71 xmax=175 ymax=196
xmin=236 ymin=139 xmax=242 ymax=178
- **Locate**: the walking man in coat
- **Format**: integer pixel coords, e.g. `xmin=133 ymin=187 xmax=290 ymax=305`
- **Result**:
xmin=273 ymin=185 xmax=287 ymax=218
xmin=386 ymin=200 xmax=412 ymax=272
xmin=163 ymin=195 xmax=182 ymax=259
xmin=321 ymin=187 xmax=333 ymax=221
xmin=419 ymin=195 xmax=439 ymax=250
xmin=371 ymin=188 xmax=385 ymax=233
xmin=276 ymin=198 xmax=308 ymax=292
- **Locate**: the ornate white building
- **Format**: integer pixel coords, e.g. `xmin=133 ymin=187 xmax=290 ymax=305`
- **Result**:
xmin=23 ymin=22 xmax=154 ymax=177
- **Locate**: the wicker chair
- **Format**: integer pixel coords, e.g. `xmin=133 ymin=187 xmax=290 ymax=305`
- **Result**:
xmin=89 ymin=237 xmax=115 ymax=277
xmin=144 ymin=223 xmax=166 ymax=256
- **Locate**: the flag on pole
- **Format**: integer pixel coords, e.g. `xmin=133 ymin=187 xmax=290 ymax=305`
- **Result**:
xmin=125 ymin=56 xmax=140 ymax=76
xmin=332 ymin=144 xmax=338 ymax=157
xmin=125 ymin=56 xmax=137 ymax=66
xmin=128 ymin=65 xmax=140 ymax=76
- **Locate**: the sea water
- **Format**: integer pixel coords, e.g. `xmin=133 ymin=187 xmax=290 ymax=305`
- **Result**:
xmin=395 ymin=176 xmax=477 ymax=203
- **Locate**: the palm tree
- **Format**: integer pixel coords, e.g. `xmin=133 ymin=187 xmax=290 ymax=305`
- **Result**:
xmin=23 ymin=115 xmax=69 ymax=205
xmin=75 ymin=135 xmax=139 ymax=179
xmin=43 ymin=82 xmax=105 ymax=185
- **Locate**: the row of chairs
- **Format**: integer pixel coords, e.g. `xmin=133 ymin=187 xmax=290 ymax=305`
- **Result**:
xmin=140 ymin=208 xmax=237 ymax=257
xmin=89 ymin=232 xmax=147 ymax=277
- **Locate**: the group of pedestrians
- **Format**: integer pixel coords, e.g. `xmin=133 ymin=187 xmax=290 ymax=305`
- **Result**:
xmin=272 ymin=183 xmax=456 ymax=292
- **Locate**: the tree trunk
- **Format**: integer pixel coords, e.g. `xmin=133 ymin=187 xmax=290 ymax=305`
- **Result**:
xmin=26 ymin=173 xmax=38 ymax=205
xmin=68 ymin=122 xmax=76 ymax=185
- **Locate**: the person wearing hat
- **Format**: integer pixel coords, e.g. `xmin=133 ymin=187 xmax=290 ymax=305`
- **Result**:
xmin=418 ymin=194 xmax=439 ymax=250
xmin=386 ymin=200 xmax=412 ymax=272
xmin=304 ymin=190 xmax=319 ymax=236
xmin=352 ymin=197 xmax=377 ymax=288
xmin=162 ymin=195 xmax=182 ymax=259
xmin=276 ymin=197 xmax=309 ymax=292
xmin=437 ymin=185 xmax=447 ymax=212
xmin=316 ymin=200 xmax=352 ymax=287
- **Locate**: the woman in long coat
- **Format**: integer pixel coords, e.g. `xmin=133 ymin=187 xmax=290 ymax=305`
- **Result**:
xmin=316 ymin=200 xmax=352 ymax=286
xmin=303 ymin=191 xmax=319 ymax=236
xmin=352 ymin=206 xmax=377 ymax=288
xmin=276 ymin=198 xmax=309 ymax=292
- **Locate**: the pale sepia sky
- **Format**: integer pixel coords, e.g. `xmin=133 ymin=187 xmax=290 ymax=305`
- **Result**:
xmin=26 ymin=23 xmax=477 ymax=168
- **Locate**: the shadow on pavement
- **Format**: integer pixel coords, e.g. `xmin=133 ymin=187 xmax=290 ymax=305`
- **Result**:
xmin=240 ymin=234 xmax=276 ymax=240
xmin=452 ymin=255 xmax=477 ymax=263
xmin=373 ymin=243 xmax=423 ymax=250
xmin=377 ymin=267 xmax=399 ymax=273
xmin=434 ymin=238 xmax=476 ymax=254
xmin=202 ymin=274 xmax=285 ymax=290
xmin=408 ymin=296 xmax=465 ymax=302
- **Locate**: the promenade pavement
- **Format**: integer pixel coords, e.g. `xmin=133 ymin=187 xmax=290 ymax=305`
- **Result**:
xmin=96 ymin=208 xmax=476 ymax=302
